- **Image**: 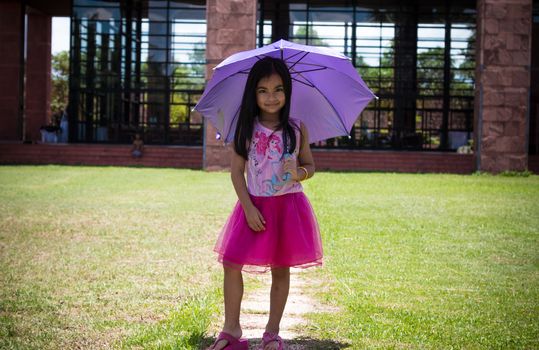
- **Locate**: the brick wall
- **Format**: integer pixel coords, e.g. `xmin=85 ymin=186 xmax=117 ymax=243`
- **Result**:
xmin=0 ymin=4 xmax=52 ymax=143
xmin=0 ymin=1 xmax=22 ymax=141
xmin=0 ymin=142 xmax=476 ymax=173
xmin=25 ymin=9 xmax=52 ymax=142
xmin=313 ymin=149 xmax=475 ymax=174
xmin=0 ymin=143 xmax=203 ymax=169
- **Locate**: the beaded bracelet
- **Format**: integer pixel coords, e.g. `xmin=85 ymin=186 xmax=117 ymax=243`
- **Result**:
xmin=298 ymin=166 xmax=308 ymax=181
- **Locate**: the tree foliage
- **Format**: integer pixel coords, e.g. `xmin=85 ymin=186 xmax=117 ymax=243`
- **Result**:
xmin=51 ymin=51 xmax=69 ymax=116
xmin=293 ymin=26 xmax=328 ymax=46
xmin=169 ymin=42 xmax=206 ymax=124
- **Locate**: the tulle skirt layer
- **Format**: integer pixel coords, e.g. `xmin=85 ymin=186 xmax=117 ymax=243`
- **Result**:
xmin=214 ymin=191 xmax=323 ymax=273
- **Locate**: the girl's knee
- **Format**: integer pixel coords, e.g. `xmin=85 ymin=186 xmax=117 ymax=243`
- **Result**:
xmin=224 ymin=266 xmax=242 ymax=276
xmin=271 ymin=267 xmax=290 ymax=279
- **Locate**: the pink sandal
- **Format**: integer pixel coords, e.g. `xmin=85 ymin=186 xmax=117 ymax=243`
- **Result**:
xmin=210 ymin=331 xmax=249 ymax=350
xmin=258 ymin=331 xmax=284 ymax=350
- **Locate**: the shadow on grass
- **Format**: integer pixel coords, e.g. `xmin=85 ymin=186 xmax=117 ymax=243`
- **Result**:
xmin=200 ymin=336 xmax=351 ymax=349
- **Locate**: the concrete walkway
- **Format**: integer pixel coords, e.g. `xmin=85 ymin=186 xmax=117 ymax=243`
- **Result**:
xmin=241 ymin=269 xmax=314 ymax=348
xmin=208 ymin=268 xmax=342 ymax=350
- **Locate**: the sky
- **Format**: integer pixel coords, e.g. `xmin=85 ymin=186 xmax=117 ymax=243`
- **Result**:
xmin=52 ymin=17 xmax=70 ymax=54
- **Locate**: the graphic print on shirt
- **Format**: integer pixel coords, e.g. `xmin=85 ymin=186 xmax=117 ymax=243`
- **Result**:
xmin=250 ymin=130 xmax=285 ymax=195
xmin=247 ymin=120 xmax=303 ymax=197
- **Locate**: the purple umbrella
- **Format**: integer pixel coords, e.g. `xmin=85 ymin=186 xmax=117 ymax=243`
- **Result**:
xmin=194 ymin=39 xmax=376 ymax=144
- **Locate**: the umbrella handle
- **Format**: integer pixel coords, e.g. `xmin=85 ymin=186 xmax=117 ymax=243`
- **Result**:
xmin=282 ymin=152 xmax=293 ymax=181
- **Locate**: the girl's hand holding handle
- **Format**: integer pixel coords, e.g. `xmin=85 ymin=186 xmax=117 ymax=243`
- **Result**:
xmin=283 ymin=157 xmax=298 ymax=181
xmin=244 ymin=204 xmax=266 ymax=231
xmin=284 ymin=158 xmax=308 ymax=182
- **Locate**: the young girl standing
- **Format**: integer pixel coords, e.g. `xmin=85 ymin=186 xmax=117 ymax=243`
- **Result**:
xmin=208 ymin=57 xmax=323 ymax=350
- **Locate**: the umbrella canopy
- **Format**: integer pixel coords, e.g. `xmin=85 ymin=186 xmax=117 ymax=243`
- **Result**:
xmin=194 ymin=39 xmax=376 ymax=144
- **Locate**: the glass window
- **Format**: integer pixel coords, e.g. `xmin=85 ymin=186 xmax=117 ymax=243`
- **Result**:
xmin=257 ymin=0 xmax=475 ymax=151
xmin=70 ymin=0 xmax=206 ymax=145
xmin=74 ymin=6 xmax=121 ymax=20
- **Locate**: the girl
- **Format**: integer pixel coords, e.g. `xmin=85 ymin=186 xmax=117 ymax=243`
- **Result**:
xmin=208 ymin=57 xmax=323 ymax=350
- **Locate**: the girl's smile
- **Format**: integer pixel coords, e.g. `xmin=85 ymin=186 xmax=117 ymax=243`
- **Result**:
xmin=256 ymin=73 xmax=286 ymax=119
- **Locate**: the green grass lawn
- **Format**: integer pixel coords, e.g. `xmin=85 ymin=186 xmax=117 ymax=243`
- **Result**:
xmin=0 ymin=165 xmax=538 ymax=349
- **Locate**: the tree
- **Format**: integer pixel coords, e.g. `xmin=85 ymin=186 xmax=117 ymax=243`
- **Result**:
xmin=416 ymin=47 xmax=454 ymax=96
xmin=293 ymin=26 xmax=328 ymax=46
xmin=51 ymin=50 xmax=69 ymax=115
xmin=169 ymin=42 xmax=207 ymax=125
xmin=356 ymin=40 xmax=395 ymax=96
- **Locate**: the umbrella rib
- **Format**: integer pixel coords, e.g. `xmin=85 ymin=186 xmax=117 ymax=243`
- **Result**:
xmin=298 ymin=73 xmax=349 ymax=136
xmin=275 ymin=50 xmax=310 ymax=65
xmin=281 ymin=50 xmax=305 ymax=62
xmin=286 ymin=52 xmax=310 ymax=70
xmin=291 ymin=76 xmax=315 ymax=88
xmin=289 ymin=66 xmax=326 ymax=88
xmin=283 ymin=49 xmax=356 ymax=137
xmin=289 ymin=61 xmax=330 ymax=67
xmin=290 ymin=67 xmax=327 ymax=75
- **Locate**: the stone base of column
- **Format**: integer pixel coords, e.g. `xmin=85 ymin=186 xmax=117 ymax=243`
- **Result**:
xmin=475 ymin=0 xmax=532 ymax=173
xmin=204 ymin=122 xmax=232 ymax=170
xmin=203 ymin=0 xmax=256 ymax=171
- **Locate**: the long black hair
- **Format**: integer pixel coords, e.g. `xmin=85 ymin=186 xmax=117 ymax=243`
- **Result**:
xmin=233 ymin=57 xmax=297 ymax=159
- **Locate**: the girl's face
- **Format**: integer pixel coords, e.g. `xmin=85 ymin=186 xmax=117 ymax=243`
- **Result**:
xmin=256 ymin=73 xmax=285 ymax=119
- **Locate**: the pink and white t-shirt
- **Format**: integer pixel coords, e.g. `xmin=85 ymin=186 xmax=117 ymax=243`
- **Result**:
xmin=246 ymin=118 xmax=303 ymax=197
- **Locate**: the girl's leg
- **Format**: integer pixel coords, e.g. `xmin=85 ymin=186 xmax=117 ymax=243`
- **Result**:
xmin=212 ymin=266 xmax=244 ymax=350
xmin=265 ymin=267 xmax=290 ymax=335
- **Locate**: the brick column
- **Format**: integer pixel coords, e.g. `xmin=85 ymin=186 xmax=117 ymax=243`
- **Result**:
xmin=475 ymin=0 xmax=532 ymax=173
xmin=204 ymin=0 xmax=257 ymax=170
xmin=0 ymin=1 xmax=23 ymax=141
xmin=25 ymin=9 xmax=52 ymax=142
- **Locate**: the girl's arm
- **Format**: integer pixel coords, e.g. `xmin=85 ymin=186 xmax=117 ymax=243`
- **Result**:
xmin=230 ymin=148 xmax=266 ymax=231
xmin=285 ymin=122 xmax=315 ymax=181
xmin=297 ymin=122 xmax=315 ymax=180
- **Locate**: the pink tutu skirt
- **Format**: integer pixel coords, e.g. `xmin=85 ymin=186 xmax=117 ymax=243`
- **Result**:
xmin=214 ymin=191 xmax=323 ymax=273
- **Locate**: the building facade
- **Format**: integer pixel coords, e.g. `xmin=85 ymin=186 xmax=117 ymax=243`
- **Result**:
xmin=0 ymin=0 xmax=537 ymax=173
